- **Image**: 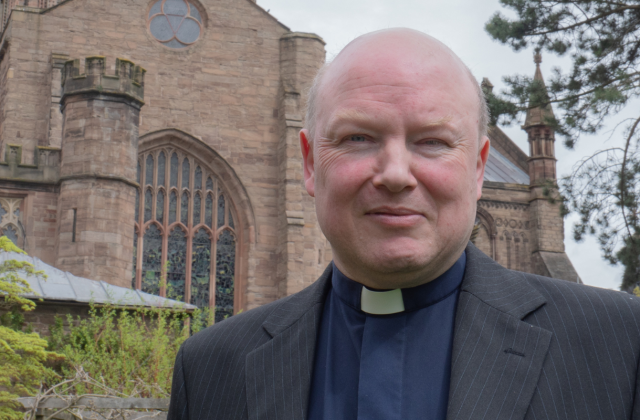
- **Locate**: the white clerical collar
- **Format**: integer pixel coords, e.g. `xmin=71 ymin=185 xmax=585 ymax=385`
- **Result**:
xmin=360 ymin=287 xmax=405 ymax=315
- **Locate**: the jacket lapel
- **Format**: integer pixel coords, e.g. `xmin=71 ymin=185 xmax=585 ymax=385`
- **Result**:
xmin=447 ymin=244 xmax=552 ymax=420
xmin=246 ymin=265 xmax=333 ymax=420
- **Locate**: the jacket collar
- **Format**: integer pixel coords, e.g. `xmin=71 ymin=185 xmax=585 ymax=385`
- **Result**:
xmin=461 ymin=242 xmax=547 ymax=320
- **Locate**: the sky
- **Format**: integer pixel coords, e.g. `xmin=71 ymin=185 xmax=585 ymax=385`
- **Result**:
xmin=256 ymin=0 xmax=634 ymax=290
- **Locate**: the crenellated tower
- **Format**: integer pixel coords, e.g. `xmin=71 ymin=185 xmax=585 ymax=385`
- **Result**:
xmin=55 ymin=56 xmax=145 ymax=287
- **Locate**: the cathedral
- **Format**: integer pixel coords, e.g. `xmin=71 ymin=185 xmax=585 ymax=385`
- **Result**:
xmin=0 ymin=0 xmax=579 ymax=321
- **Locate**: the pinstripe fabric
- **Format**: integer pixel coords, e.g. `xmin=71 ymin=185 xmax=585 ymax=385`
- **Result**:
xmin=168 ymin=244 xmax=640 ymax=420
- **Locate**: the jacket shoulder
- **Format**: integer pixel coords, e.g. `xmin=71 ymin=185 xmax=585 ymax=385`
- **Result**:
xmin=181 ymin=294 xmax=291 ymax=361
xmin=519 ymin=270 xmax=640 ymax=333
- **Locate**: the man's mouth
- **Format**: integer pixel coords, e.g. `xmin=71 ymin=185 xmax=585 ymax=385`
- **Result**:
xmin=365 ymin=207 xmax=425 ymax=227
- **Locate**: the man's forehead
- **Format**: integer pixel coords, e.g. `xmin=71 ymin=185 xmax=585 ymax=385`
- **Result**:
xmin=324 ymin=29 xmax=467 ymax=84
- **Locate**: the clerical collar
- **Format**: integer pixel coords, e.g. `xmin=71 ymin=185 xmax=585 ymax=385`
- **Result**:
xmin=330 ymin=252 xmax=466 ymax=315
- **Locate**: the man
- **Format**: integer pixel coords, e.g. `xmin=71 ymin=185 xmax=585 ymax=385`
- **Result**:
xmin=168 ymin=29 xmax=640 ymax=420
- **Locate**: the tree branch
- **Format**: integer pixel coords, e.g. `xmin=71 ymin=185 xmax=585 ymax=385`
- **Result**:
xmin=529 ymin=5 xmax=640 ymax=36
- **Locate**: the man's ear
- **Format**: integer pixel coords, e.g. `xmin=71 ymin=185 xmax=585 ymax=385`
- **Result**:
xmin=476 ymin=136 xmax=490 ymax=200
xmin=300 ymin=129 xmax=315 ymax=197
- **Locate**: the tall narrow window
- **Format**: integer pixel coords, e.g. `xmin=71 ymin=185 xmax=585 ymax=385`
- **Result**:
xmin=156 ymin=190 xmax=165 ymax=223
xmin=142 ymin=224 xmax=162 ymax=295
xmin=167 ymin=227 xmax=187 ymax=301
xmin=169 ymin=191 xmax=177 ymax=224
xmin=157 ymin=152 xmax=166 ymax=187
xmin=170 ymin=153 xmax=179 ymax=187
xmin=191 ymin=228 xmax=211 ymax=308
xmin=133 ymin=148 xmax=238 ymax=322
xmin=145 ymin=155 xmax=154 ymax=186
xmin=72 ymin=209 xmax=77 ymax=242
xmin=182 ymin=158 xmax=190 ymax=188
xmin=215 ymin=229 xmax=236 ymax=322
xmin=144 ymin=189 xmax=153 ymax=222
xmin=193 ymin=193 xmax=201 ymax=225
xmin=181 ymin=193 xmax=189 ymax=225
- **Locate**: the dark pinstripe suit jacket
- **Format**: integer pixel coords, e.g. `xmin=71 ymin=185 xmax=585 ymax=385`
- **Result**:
xmin=168 ymin=243 xmax=640 ymax=420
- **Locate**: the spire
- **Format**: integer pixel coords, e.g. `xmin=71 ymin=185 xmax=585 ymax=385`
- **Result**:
xmin=523 ymin=52 xmax=555 ymax=128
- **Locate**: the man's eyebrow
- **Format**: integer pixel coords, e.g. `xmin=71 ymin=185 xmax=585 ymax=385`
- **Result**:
xmin=324 ymin=109 xmax=455 ymax=134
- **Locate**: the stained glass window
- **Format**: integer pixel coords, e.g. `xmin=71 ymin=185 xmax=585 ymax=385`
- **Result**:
xmin=195 ymin=166 xmax=202 ymax=190
xmin=145 ymin=155 xmax=154 ymax=186
xmin=144 ymin=189 xmax=153 ymax=222
xmin=182 ymin=159 xmax=190 ymax=189
xmin=156 ymin=190 xmax=165 ymax=223
xmin=167 ymin=227 xmax=187 ymax=301
xmin=215 ymin=230 xmax=236 ymax=322
xmin=142 ymin=224 xmax=162 ymax=295
xmin=217 ymin=194 xmax=225 ymax=228
xmin=134 ymin=149 xmax=238 ymax=322
xmin=137 ymin=161 xmax=141 ymax=184
xmin=191 ymin=228 xmax=211 ymax=308
xmin=4 ymin=225 xmax=18 ymax=246
xmin=193 ymin=193 xmax=201 ymax=225
xmin=169 ymin=191 xmax=177 ymax=224
xmin=205 ymin=193 xmax=213 ymax=228
xmin=148 ymin=0 xmax=203 ymax=49
xmin=157 ymin=152 xmax=166 ymax=187
xmin=170 ymin=153 xmax=178 ymax=187
xmin=181 ymin=193 xmax=189 ymax=225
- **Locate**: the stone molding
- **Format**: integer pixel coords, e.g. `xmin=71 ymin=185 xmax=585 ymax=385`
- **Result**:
xmin=478 ymin=199 xmax=529 ymax=211
xmin=0 ymin=144 xmax=60 ymax=183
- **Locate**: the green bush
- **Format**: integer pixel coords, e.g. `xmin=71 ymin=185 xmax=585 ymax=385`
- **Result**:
xmin=0 ymin=236 xmax=63 ymax=420
xmin=48 ymin=304 xmax=212 ymax=397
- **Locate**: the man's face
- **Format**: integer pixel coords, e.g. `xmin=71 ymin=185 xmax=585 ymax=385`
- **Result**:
xmin=301 ymin=32 xmax=490 ymax=288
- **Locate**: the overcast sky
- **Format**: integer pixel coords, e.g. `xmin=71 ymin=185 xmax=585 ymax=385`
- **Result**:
xmin=257 ymin=0 xmax=635 ymax=290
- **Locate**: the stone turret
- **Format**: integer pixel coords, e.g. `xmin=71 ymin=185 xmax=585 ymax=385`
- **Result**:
xmin=523 ymin=53 xmax=580 ymax=282
xmin=523 ymin=53 xmax=557 ymax=184
xmin=55 ymin=56 xmax=145 ymax=288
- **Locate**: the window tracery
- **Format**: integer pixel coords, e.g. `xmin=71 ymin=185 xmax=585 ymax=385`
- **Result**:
xmin=148 ymin=0 xmax=203 ymax=49
xmin=133 ymin=148 xmax=237 ymax=320
xmin=0 ymin=198 xmax=24 ymax=247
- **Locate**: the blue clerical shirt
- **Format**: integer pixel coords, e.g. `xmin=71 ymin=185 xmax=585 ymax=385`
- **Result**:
xmin=307 ymin=252 xmax=466 ymax=420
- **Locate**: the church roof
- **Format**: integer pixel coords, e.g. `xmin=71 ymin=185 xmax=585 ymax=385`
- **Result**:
xmin=3 ymin=251 xmax=196 ymax=310
xmin=523 ymin=53 xmax=556 ymax=128
xmin=484 ymin=146 xmax=530 ymax=185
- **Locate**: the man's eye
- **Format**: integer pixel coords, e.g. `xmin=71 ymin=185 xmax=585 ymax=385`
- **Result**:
xmin=421 ymin=139 xmax=444 ymax=146
xmin=347 ymin=135 xmax=367 ymax=142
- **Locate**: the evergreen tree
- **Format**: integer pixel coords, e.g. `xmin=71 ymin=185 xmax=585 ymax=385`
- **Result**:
xmin=486 ymin=0 xmax=640 ymax=290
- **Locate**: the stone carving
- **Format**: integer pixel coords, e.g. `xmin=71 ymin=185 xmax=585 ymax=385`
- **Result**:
xmin=478 ymin=200 xmax=529 ymax=211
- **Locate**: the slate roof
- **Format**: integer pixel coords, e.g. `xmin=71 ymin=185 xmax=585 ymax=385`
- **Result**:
xmin=2 ymin=251 xmax=196 ymax=310
xmin=484 ymin=147 xmax=530 ymax=185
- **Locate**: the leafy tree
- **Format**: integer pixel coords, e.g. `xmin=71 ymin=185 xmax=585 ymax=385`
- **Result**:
xmin=485 ymin=0 xmax=640 ymax=290
xmin=0 ymin=236 xmax=63 ymax=420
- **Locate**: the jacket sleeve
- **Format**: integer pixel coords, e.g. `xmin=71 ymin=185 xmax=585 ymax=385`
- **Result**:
xmin=168 ymin=344 xmax=189 ymax=420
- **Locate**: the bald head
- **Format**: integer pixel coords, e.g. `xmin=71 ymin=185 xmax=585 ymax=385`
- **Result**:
xmin=305 ymin=28 xmax=489 ymax=142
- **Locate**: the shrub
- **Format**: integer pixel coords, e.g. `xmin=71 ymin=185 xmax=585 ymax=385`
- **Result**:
xmin=48 ymin=304 xmax=212 ymax=397
xmin=0 ymin=236 xmax=63 ymax=420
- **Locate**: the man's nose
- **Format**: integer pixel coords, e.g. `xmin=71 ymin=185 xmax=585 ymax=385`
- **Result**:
xmin=371 ymin=139 xmax=418 ymax=193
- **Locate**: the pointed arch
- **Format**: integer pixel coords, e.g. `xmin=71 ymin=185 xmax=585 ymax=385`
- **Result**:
xmin=136 ymin=128 xmax=254 ymax=317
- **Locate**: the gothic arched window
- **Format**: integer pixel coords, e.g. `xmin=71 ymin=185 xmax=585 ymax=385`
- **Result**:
xmin=133 ymin=148 xmax=237 ymax=322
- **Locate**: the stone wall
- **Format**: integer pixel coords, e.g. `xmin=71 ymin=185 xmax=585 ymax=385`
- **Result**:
xmin=0 ymin=0 xmax=326 ymax=308
xmin=478 ymin=181 xmax=532 ymax=273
